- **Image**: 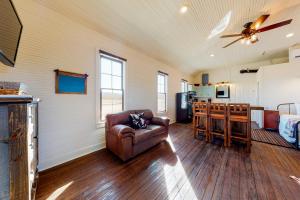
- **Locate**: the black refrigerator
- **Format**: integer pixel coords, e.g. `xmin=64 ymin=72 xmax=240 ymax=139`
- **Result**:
xmin=176 ymin=91 xmax=196 ymax=123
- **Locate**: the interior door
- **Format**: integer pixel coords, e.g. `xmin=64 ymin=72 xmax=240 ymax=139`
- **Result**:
xmin=235 ymin=81 xmax=262 ymax=127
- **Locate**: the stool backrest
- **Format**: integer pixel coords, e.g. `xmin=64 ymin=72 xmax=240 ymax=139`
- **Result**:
xmin=193 ymin=102 xmax=209 ymax=115
xmin=227 ymin=103 xmax=250 ymax=118
xmin=210 ymin=103 xmax=227 ymax=115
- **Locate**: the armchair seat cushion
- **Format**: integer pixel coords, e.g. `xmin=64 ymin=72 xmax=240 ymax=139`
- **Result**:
xmin=133 ymin=125 xmax=166 ymax=144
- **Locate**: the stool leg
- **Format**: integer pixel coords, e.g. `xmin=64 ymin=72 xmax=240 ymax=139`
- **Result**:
xmin=194 ymin=116 xmax=198 ymax=139
xmin=209 ymin=118 xmax=212 ymax=143
xmin=246 ymin=122 xmax=251 ymax=153
xmin=224 ymin=118 xmax=227 ymax=147
xmin=193 ymin=116 xmax=196 ymax=139
xmin=205 ymin=117 xmax=209 ymax=142
xmin=228 ymin=120 xmax=231 ymax=147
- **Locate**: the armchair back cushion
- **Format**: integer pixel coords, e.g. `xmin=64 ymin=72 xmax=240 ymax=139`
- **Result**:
xmin=106 ymin=109 xmax=153 ymax=127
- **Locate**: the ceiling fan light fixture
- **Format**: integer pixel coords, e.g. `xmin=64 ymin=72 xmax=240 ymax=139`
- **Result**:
xmin=251 ymin=34 xmax=257 ymax=40
xmin=286 ymin=33 xmax=294 ymax=38
xmin=255 ymin=23 xmax=260 ymax=29
xmin=180 ymin=5 xmax=188 ymax=14
xmin=241 ymin=39 xmax=245 ymax=44
xmin=250 ymin=34 xmax=258 ymax=42
xmin=246 ymin=39 xmax=251 ymax=45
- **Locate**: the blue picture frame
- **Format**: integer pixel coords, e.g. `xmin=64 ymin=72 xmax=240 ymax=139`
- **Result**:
xmin=55 ymin=69 xmax=88 ymax=94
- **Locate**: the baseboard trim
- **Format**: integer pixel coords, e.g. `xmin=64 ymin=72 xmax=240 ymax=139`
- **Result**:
xmin=39 ymin=142 xmax=105 ymax=172
xmin=39 ymin=149 xmax=106 ymax=175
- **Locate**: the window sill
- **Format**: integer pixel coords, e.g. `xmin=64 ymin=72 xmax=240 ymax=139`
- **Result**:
xmin=157 ymin=111 xmax=168 ymax=115
xmin=96 ymin=122 xmax=105 ymax=129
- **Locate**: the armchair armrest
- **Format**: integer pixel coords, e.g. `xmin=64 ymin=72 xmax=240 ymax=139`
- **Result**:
xmin=111 ymin=124 xmax=135 ymax=138
xmin=152 ymin=117 xmax=170 ymax=127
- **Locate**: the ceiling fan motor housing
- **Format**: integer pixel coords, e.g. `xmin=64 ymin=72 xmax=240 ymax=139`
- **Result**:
xmin=243 ymin=22 xmax=253 ymax=29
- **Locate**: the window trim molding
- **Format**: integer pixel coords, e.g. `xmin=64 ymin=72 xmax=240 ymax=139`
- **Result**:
xmin=99 ymin=50 xmax=127 ymax=62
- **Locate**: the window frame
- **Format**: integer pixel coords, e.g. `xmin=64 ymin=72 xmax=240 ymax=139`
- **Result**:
xmin=188 ymin=84 xmax=193 ymax=92
xmin=181 ymin=79 xmax=188 ymax=92
xmin=96 ymin=51 xmax=126 ymax=128
xmin=157 ymin=71 xmax=168 ymax=113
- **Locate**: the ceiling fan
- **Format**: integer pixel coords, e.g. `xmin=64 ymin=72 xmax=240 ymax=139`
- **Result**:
xmin=220 ymin=14 xmax=293 ymax=48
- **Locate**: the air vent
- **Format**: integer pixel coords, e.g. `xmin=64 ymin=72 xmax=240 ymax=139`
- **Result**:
xmin=289 ymin=44 xmax=300 ymax=63
xmin=240 ymin=69 xmax=259 ymax=74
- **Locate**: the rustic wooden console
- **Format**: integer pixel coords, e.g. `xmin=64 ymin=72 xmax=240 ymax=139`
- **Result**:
xmin=0 ymin=96 xmax=39 ymax=200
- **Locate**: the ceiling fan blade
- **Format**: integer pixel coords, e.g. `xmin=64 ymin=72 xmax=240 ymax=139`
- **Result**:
xmin=222 ymin=37 xmax=244 ymax=48
xmin=250 ymin=14 xmax=270 ymax=30
xmin=256 ymin=19 xmax=292 ymax=33
xmin=220 ymin=34 xmax=243 ymax=38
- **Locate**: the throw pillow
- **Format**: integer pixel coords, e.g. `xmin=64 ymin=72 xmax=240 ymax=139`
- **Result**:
xmin=129 ymin=113 xmax=147 ymax=129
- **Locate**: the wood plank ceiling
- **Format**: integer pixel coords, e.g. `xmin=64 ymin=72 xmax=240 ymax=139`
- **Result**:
xmin=38 ymin=0 xmax=300 ymax=74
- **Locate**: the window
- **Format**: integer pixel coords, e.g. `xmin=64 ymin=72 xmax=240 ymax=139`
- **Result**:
xmin=188 ymin=84 xmax=193 ymax=92
xmin=181 ymin=79 xmax=188 ymax=92
xmin=157 ymin=72 xmax=168 ymax=112
xmin=99 ymin=52 xmax=125 ymax=122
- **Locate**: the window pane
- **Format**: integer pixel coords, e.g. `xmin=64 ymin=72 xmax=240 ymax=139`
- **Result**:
xmin=112 ymin=61 xmax=122 ymax=76
xmin=181 ymin=81 xmax=188 ymax=92
xmin=160 ymin=75 xmax=165 ymax=86
xmin=113 ymin=90 xmax=123 ymax=105
xmin=181 ymin=82 xmax=185 ymax=92
xmin=101 ymin=89 xmax=113 ymax=121
xmin=101 ymin=57 xmax=112 ymax=74
xmin=101 ymin=89 xmax=113 ymax=105
xmin=113 ymin=104 xmax=122 ymax=113
xmin=101 ymin=104 xmax=112 ymax=121
xmin=158 ymin=83 xmax=163 ymax=93
xmin=157 ymin=75 xmax=161 ymax=84
xmin=112 ymin=76 xmax=122 ymax=89
xmin=158 ymin=93 xmax=166 ymax=112
xmin=101 ymin=74 xmax=112 ymax=88
xmin=164 ymin=76 xmax=168 ymax=93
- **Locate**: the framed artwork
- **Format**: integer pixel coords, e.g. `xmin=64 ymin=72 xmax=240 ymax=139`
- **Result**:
xmin=216 ymin=85 xmax=230 ymax=98
xmin=54 ymin=69 xmax=88 ymax=94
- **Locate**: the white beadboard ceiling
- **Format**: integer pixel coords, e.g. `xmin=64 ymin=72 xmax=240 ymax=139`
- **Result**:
xmin=37 ymin=0 xmax=300 ymax=74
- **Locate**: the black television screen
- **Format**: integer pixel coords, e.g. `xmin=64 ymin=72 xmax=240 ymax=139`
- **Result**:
xmin=0 ymin=0 xmax=23 ymax=67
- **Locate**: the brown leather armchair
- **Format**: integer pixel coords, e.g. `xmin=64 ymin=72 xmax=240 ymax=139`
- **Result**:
xmin=105 ymin=109 xmax=170 ymax=161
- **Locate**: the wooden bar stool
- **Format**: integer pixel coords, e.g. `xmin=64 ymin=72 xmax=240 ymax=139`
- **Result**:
xmin=209 ymin=103 xmax=227 ymax=146
xmin=227 ymin=103 xmax=251 ymax=152
xmin=193 ymin=102 xmax=210 ymax=141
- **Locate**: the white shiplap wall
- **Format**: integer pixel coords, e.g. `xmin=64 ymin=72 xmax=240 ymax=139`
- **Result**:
xmin=0 ymin=0 xmax=191 ymax=170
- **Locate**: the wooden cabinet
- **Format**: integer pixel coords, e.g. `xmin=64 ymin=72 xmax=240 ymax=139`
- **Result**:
xmin=264 ymin=110 xmax=279 ymax=131
xmin=0 ymin=97 xmax=39 ymax=200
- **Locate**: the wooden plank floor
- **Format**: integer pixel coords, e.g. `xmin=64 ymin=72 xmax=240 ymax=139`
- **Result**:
xmin=36 ymin=123 xmax=300 ymax=200
xmin=252 ymin=129 xmax=295 ymax=148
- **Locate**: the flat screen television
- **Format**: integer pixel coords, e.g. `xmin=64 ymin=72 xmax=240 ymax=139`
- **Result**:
xmin=0 ymin=0 xmax=23 ymax=67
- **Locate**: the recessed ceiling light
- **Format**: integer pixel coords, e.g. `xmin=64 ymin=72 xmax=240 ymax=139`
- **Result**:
xmin=286 ymin=33 xmax=294 ymax=38
xmin=180 ymin=5 xmax=188 ymax=14
xmin=210 ymin=54 xmax=215 ymax=57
